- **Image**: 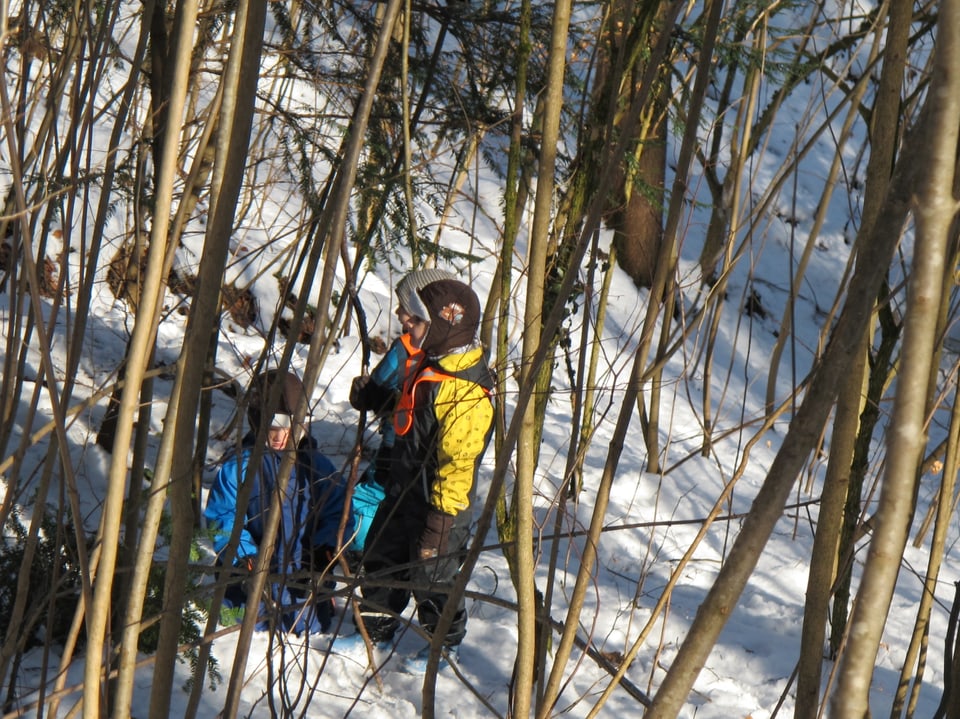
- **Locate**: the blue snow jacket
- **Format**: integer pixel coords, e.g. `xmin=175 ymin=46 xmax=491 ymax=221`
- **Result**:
xmin=348 ymin=333 xmax=420 ymax=549
xmin=204 ymin=432 xmax=352 ymax=633
xmin=367 ymin=333 xmax=421 ymax=450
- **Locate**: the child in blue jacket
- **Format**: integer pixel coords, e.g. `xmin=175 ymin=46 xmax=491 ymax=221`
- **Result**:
xmin=204 ymin=369 xmax=352 ymax=634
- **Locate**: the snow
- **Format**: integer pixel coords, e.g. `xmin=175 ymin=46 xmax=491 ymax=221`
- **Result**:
xmin=8 ymin=278 xmax=951 ymax=719
xmin=1 ymin=3 xmax=956 ymax=718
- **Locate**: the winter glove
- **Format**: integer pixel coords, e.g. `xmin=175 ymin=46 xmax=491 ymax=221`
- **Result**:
xmin=310 ymin=545 xmax=335 ymax=573
xmin=240 ymin=555 xmax=256 ymax=602
xmin=419 ymin=509 xmax=455 ymax=560
xmin=349 ymin=375 xmax=371 ymax=410
xmin=349 ymin=375 xmax=394 ymax=414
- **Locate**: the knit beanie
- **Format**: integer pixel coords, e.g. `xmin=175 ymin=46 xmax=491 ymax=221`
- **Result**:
xmin=418 ymin=279 xmax=481 ymax=356
xmin=395 ymin=268 xmax=455 ymax=321
xmin=247 ymin=369 xmax=306 ymax=429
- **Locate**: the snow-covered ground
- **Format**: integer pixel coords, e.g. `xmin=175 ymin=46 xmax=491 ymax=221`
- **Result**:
xmin=1 ymin=3 xmax=955 ymax=718
xmin=5 ymin=226 xmax=954 ymax=718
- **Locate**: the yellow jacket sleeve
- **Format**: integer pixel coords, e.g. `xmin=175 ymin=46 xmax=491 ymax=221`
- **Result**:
xmin=430 ymin=375 xmax=494 ymax=514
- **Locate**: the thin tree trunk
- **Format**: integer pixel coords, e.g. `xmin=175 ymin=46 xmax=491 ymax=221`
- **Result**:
xmin=894 ymin=364 xmax=960 ymax=718
xmin=116 ymin=2 xmax=265 ymax=717
xmin=537 ymin=338 xmax=648 ymax=718
xmin=152 ymin=2 xmax=266 ymax=710
xmin=795 ymin=336 xmax=865 ymax=719
xmin=534 ymin=8 xmax=692 ymax=710
xmin=399 ymin=0 xmax=417 ymax=247
xmin=831 ymin=299 xmax=901 ymax=665
xmin=493 ymin=2 xmax=529 ymax=697
xmin=630 ymin=0 xmax=713 ymax=469
xmin=831 ymin=4 xmax=960 ymax=712
xmin=699 ymin=14 xmax=763 ymax=454
xmin=536 ymin=231 xmax=603 ymax=706
xmin=507 ymin=0 xmax=573 ymax=713
xmin=80 ymin=0 xmax=199 ymax=713
xmin=643 ymin=92 xmax=925 ymax=719
xmin=797 ymin=3 xmax=907 ymax=712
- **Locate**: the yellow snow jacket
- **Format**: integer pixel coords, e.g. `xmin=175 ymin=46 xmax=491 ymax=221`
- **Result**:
xmin=393 ymin=345 xmax=495 ymax=515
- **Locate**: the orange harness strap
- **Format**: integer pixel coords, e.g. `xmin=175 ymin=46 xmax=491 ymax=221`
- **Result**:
xmin=393 ymin=366 xmax=456 ymax=437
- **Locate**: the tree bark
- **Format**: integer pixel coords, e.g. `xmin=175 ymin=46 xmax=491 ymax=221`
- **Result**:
xmin=830 ymin=2 xmax=960 ymax=712
xmin=795 ymin=337 xmax=864 ymax=718
xmin=142 ymin=2 xmax=267 ymax=718
xmin=643 ymin=94 xmax=925 ymax=719
xmin=796 ymin=2 xmax=910 ymax=713
xmin=80 ymin=0 xmax=198 ymax=710
xmin=894 ymin=365 xmax=960 ymax=717
xmin=504 ymin=0 xmax=573 ymax=713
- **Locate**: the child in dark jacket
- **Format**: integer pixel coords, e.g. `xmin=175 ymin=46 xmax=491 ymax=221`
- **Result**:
xmin=348 ymin=268 xmax=454 ymax=553
xmin=204 ymin=369 xmax=352 ymax=634
xmin=343 ymin=279 xmax=494 ymax=671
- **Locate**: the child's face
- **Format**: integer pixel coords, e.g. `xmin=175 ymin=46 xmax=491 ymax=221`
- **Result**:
xmin=396 ymin=306 xmax=429 ymax=346
xmin=266 ymin=426 xmax=292 ymax=450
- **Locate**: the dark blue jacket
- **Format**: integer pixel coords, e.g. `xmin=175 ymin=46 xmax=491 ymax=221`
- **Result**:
xmin=205 ymin=433 xmax=353 ymax=561
xmin=203 ymin=432 xmax=353 ymax=632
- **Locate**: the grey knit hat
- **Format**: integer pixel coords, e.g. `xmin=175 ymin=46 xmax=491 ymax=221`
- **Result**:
xmin=395 ymin=268 xmax=455 ymax=321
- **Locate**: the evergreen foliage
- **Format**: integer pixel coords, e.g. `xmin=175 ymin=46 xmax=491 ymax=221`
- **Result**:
xmin=0 ymin=505 xmax=85 ymax=649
